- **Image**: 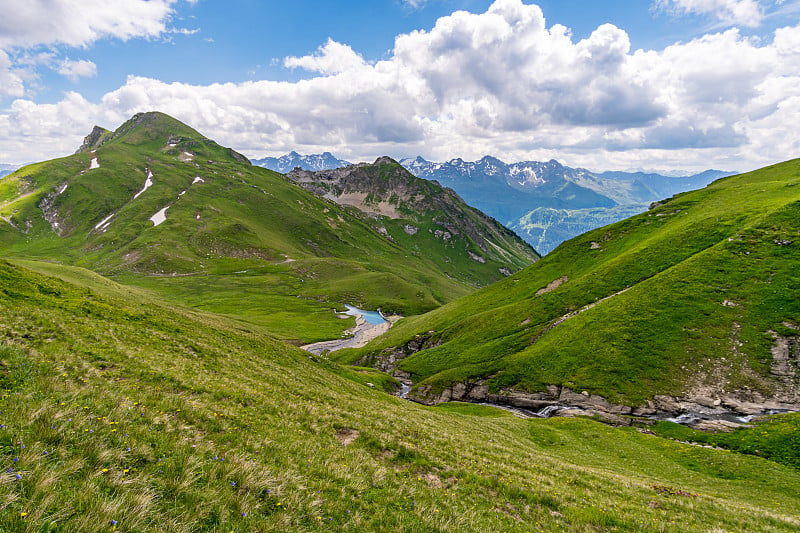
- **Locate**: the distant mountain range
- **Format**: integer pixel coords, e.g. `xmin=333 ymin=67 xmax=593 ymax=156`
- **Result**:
xmin=399 ymin=156 xmax=733 ymax=254
xmin=0 ymin=163 xmax=17 ymax=179
xmin=249 ymin=152 xmax=733 ymax=255
xmin=251 ymin=151 xmax=351 ymax=173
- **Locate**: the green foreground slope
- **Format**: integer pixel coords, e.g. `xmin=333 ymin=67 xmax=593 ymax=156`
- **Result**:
xmin=1 ymin=259 xmax=800 ymax=531
xmin=0 ymin=112 xmax=535 ymax=343
xmin=339 ymin=159 xmax=800 ymax=408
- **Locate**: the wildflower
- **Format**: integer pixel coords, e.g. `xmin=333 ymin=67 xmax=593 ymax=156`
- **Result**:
xmin=15 ymin=474 xmax=21 ymax=480
xmin=13 ymin=457 xmax=18 ymax=462
xmin=6 ymin=467 xmax=12 ymax=473
xmin=231 ymin=481 xmax=236 ymax=487
xmin=43 ymin=451 xmax=48 ymax=456
xmin=123 ymin=469 xmax=129 ymax=474
xmin=20 ymin=512 xmax=27 ymax=517
xmin=127 ymin=447 xmax=130 ymax=452
xmin=102 ymin=468 xmax=109 ymax=473
xmin=242 ymin=512 xmax=246 ymax=517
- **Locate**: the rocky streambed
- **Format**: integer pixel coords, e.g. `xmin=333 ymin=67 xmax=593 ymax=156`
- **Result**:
xmin=392 ymin=378 xmax=797 ymax=431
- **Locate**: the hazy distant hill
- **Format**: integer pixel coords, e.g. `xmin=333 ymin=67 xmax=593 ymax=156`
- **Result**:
xmin=252 ymin=151 xmax=351 ymax=173
xmin=0 ymin=163 xmax=17 ymax=179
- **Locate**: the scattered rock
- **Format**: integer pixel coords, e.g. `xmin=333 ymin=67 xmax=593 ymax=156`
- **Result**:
xmin=535 ymin=275 xmax=568 ymax=296
xmin=468 ymin=251 xmax=486 ymax=263
xmin=434 ymin=229 xmax=452 ymax=241
xmin=335 ymin=428 xmax=360 ymax=446
xmin=689 ymin=419 xmax=740 ymax=432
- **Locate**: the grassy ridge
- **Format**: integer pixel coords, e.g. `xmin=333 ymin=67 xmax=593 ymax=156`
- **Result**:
xmin=338 ymin=159 xmax=800 ymax=404
xmin=2 ymin=259 xmax=800 ymax=531
xmin=0 ymin=112 xmax=536 ymax=343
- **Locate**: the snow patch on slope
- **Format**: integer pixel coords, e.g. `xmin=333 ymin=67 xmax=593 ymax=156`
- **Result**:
xmin=150 ymin=206 xmax=169 ymax=227
xmin=133 ymin=168 xmax=154 ymax=200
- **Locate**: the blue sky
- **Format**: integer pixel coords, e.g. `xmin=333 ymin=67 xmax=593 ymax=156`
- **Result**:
xmin=2 ymin=0 xmax=800 ymax=172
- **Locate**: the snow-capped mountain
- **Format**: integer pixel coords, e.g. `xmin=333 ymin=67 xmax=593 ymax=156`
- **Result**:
xmin=400 ymin=156 xmax=733 ymax=254
xmin=251 ymin=151 xmax=351 ymax=173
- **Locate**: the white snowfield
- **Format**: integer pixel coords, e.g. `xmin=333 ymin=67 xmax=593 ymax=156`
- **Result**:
xmin=89 ymin=157 xmax=99 ymax=169
xmin=149 ymin=175 xmax=205 ymax=227
xmin=94 ymin=212 xmax=114 ymax=231
xmin=150 ymin=206 xmax=169 ymax=227
xmin=133 ymin=169 xmax=154 ymax=200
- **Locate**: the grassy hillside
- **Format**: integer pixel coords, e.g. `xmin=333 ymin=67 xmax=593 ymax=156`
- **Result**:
xmin=1 ymin=258 xmax=800 ymax=531
xmin=337 ymin=159 xmax=800 ymax=409
xmin=0 ymin=112 xmax=536 ymax=343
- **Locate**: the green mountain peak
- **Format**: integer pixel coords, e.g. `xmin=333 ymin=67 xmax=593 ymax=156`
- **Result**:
xmin=341 ymin=158 xmax=800 ymax=422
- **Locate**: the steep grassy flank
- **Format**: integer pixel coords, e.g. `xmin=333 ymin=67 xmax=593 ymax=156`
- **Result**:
xmin=1 ymin=259 xmax=800 ymax=531
xmin=339 ymin=159 xmax=800 ymax=406
xmin=0 ymin=112 xmax=535 ymax=342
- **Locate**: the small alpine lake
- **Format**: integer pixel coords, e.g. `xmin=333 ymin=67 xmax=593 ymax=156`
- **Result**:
xmin=344 ymin=304 xmax=385 ymax=325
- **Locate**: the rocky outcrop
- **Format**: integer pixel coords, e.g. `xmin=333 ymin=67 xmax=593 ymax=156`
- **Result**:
xmin=75 ymin=126 xmax=111 ymax=153
xmin=400 ymin=379 xmax=799 ymax=429
xmin=355 ymin=331 xmax=441 ymax=373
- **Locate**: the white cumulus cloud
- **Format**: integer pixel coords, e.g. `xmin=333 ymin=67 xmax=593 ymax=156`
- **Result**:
xmin=0 ymin=50 xmax=25 ymax=98
xmin=1 ymin=0 xmax=799 ymax=174
xmin=284 ymin=39 xmax=368 ymax=75
xmin=57 ymin=58 xmax=98 ymax=82
xmin=654 ymin=0 xmax=764 ymax=27
xmin=0 ymin=0 xmax=178 ymax=49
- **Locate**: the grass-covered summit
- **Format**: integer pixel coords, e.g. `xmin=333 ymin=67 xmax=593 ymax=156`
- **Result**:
xmin=0 ymin=112 xmax=536 ymax=341
xmin=337 ymin=159 xmax=800 ymax=417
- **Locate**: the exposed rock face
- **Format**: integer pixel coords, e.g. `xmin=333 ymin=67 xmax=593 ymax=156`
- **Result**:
xmin=75 ymin=126 xmax=111 ymax=153
xmin=378 ymin=331 xmax=800 ymax=427
xmin=355 ymin=331 xmax=441 ymax=373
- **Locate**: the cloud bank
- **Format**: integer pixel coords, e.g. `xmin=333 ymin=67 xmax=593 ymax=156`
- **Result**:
xmin=1 ymin=0 xmax=799 ymax=173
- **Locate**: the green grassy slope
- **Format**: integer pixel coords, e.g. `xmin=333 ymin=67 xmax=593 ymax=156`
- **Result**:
xmin=338 ymin=159 xmax=800 ymax=407
xmin=1 ymin=259 xmax=800 ymax=531
xmin=0 ymin=112 xmax=535 ymax=342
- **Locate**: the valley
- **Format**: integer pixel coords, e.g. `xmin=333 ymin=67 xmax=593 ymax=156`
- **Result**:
xmin=1 ymin=113 xmax=799 ymax=532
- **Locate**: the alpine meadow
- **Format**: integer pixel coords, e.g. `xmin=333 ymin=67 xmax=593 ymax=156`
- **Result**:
xmin=2 ymin=1 xmax=800 ymax=532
